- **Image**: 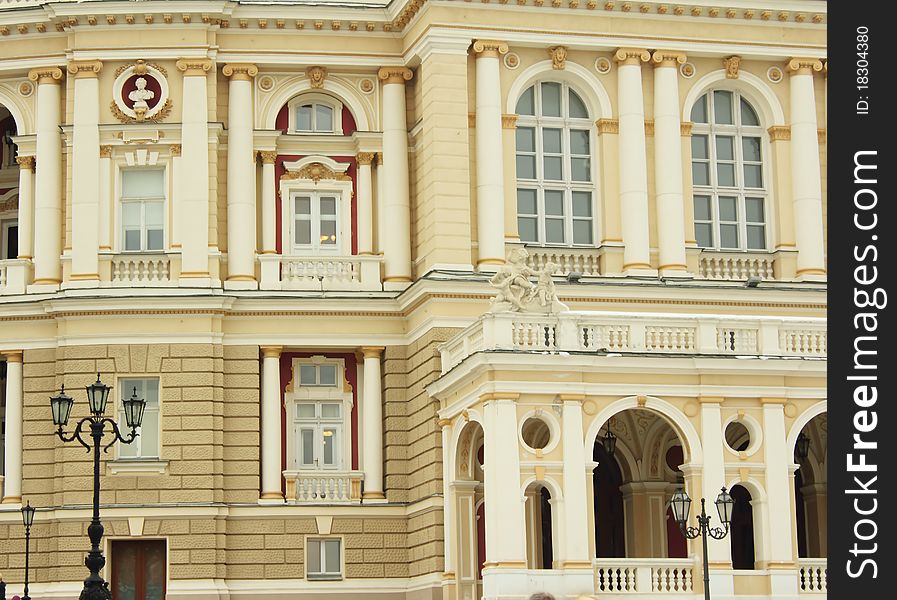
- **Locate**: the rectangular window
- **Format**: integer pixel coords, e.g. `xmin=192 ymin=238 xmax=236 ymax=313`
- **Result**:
xmin=293 ymin=401 xmax=343 ymax=470
xmin=1 ymin=219 xmax=17 ymax=260
xmin=292 ymin=192 xmax=341 ymax=253
xmin=307 ymin=538 xmax=342 ymax=580
xmin=121 ymin=169 xmax=164 ymax=252
xmin=118 ymin=378 xmax=160 ymax=459
xmin=111 ymin=540 xmax=167 ymax=600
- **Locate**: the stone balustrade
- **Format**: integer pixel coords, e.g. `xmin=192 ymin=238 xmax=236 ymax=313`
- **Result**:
xmin=698 ymin=250 xmax=775 ymax=281
xmin=284 ymin=471 xmax=364 ymax=504
xmin=259 ymin=255 xmax=383 ymax=291
xmin=798 ymin=559 xmax=827 ymax=593
xmin=593 ymin=558 xmax=695 ymax=594
xmin=109 ymin=254 xmax=173 ymax=286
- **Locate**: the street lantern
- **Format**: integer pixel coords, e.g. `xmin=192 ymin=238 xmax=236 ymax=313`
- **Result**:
xmin=670 ymin=487 xmax=692 ymax=524
xmin=795 ymin=432 xmax=811 ymax=461
xmin=602 ymin=422 xmax=617 ymax=457
xmin=122 ymin=387 xmax=147 ymax=430
xmin=672 ymin=485 xmax=732 ymax=600
xmin=20 ymin=500 xmax=34 ymax=600
xmin=714 ymin=487 xmax=734 ymax=524
xmin=21 ymin=501 xmax=35 ymax=528
xmin=50 ymin=385 xmax=74 ymax=427
xmin=86 ymin=373 xmax=112 ymax=416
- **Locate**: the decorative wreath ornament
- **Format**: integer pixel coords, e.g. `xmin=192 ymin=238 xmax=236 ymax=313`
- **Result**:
xmin=111 ymin=60 xmax=172 ymax=123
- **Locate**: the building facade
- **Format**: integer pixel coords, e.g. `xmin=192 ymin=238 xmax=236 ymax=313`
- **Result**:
xmin=0 ymin=1 xmax=826 ymax=599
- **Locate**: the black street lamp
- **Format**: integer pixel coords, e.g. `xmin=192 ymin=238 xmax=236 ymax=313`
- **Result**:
xmin=21 ymin=501 xmax=35 ymax=600
xmin=602 ymin=420 xmax=617 ymax=457
xmin=50 ymin=374 xmax=146 ymax=600
xmin=671 ymin=487 xmax=735 ymax=600
xmin=795 ymin=432 xmax=811 ymax=461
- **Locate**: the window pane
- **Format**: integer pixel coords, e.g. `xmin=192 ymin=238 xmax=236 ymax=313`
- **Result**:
xmin=720 ymin=224 xmax=739 ymax=248
xmin=320 ymin=221 xmax=336 ymax=245
xmin=544 ymin=190 xmax=564 ymax=216
xmin=518 ymin=217 xmax=538 ymax=243
xmin=308 ymin=540 xmax=322 ymax=573
xmin=316 ymin=104 xmax=334 ymax=131
xmin=572 ymin=220 xmax=592 ymax=244
xmin=572 ymin=192 xmax=592 ymax=217
xmin=741 ymin=98 xmax=760 ymax=126
xmin=571 ymin=158 xmax=590 ymax=182
xmin=541 ymin=82 xmax=562 ymax=117
xmin=140 ymin=409 xmax=160 ymax=458
xmin=295 ymin=220 xmax=311 ymax=245
xmin=743 ymin=164 xmax=763 ymax=188
xmin=713 ymin=90 xmax=734 ymax=124
xmin=321 ymin=403 xmax=340 ymax=418
xmin=545 ymin=219 xmax=565 ymax=244
xmin=324 ymin=540 xmax=340 ymax=573
xmin=693 ymin=195 xmax=712 ymax=221
xmin=516 ymin=127 xmax=536 ymax=153
xmin=319 ymin=365 xmax=337 ymax=386
xmin=717 ymin=163 xmax=736 ymax=187
xmin=146 ymin=229 xmax=163 ymax=251
xmin=742 ymin=137 xmax=762 ymax=162
xmin=319 ymin=197 xmax=337 ymax=215
xmin=122 ymin=203 xmax=140 ymax=227
xmin=122 ymin=170 xmax=163 ymax=198
xmin=145 ymin=202 xmax=164 ymax=227
xmin=718 ymin=196 xmax=738 ymax=221
xmin=568 ymin=89 xmax=589 ymax=119
xmin=715 ymin=136 xmax=734 ymax=161
xmin=322 ymin=428 xmax=337 ymax=465
xmin=745 ymin=197 xmax=765 ymax=222
xmin=516 ymin=86 xmax=535 ymax=116
xmin=300 ymin=365 xmax=317 ymax=385
xmin=516 ymin=155 xmax=536 ymax=179
xmin=691 ymin=163 xmax=710 ymax=186
xmin=747 ymin=225 xmax=766 ymax=250
xmin=691 ymin=135 xmax=708 ymax=160
xmin=297 ymin=105 xmax=313 ymax=130
xmin=517 ymin=189 xmax=537 ymax=215
xmin=543 ymin=156 xmax=563 ymax=180
xmin=295 ymin=197 xmax=311 ymax=215
xmin=124 ymin=230 xmax=141 ymax=251
xmin=695 ymin=223 xmax=713 ymax=247
xmin=301 ymin=429 xmax=315 ymax=465
xmin=569 ymin=130 xmax=590 ymax=155
xmin=690 ymin=95 xmax=708 ymax=123
xmin=297 ymin=404 xmax=315 ymax=418
xmin=542 ymin=128 xmax=562 ymax=154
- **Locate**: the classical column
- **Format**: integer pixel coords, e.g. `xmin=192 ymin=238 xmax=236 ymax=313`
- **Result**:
xmin=260 ymin=346 xmax=284 ymax=500
xmin=787 ymin=58 xmax=826 ymax=278
xmin=223 ymin=64 xmax=259 ymax=286
xmin=761 ymin=400 xmax=795 ymax=566
xmin=99 ymin=146 xmax=113 ymax=252
xmin=377 ymin=67 xmax=413 ymax=283
xmin=651 ymin=51 xmax=688 ymax=275
xmin=698 ymin=398 xmax=731 ymax=564
xmin=614 ymin=49 xmax=653 ymax=273
xmin=472 ymin=40 xmax=509 ymax=268
xmin=14 ymin=157 xmax=35 ymax=259
xmin=561 ymin=396 xmax=591 ymax=568
xmin=2 ymin=351 xmax=23 ymax=503
xmin=28 ymin=67 xmax=64 ymax=285
xmin=356 ymin=153 xmax=376 ymax=255
xmin=361 ymin=347 xmax=385 ymax=499
xmin=68 ymin=60 xmax=103 ymax=283
xmin=258 ymin=151 xmax=278 ymax=254
xmin=175 ymin=58 xmax=213 ymax=281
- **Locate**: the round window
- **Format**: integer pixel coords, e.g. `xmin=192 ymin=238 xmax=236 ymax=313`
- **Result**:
xmin=521 ymin=417 xmax=552 ymax=450
xmin=725 ymin=421 xmax=751 ymax=452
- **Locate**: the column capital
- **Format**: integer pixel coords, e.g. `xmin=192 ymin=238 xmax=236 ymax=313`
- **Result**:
xmin=361 ymin=346 xmax=385 ymax=358
xmin=176 ymin=58 xmax=214 ymax=76
xmin=15 ymin=155 xmax=35 ymax=170
xmin=787 ymin=57 xmax=824 ymax=75
xmin=698 ymin=396 xmax=724 ymax=404
xmin=356 ymin=152 xmax=376 ymax=166
xmin=1 ymin=350 xmax=23 ymax=362
xmin=66 ymin=60 xmax=103 ymax=79
xmin=258 ymin=150 xmax=278 ymax=164
xmin=767 ymin=125 xmax=791 ymax=141
xmin=614 ymin=48 xmax=651 ymax=65
xmin=596 ymin=118 xmax=619 ymax=134
xmin=222 ymin=63 xmax=259 ymax=80
xmin=260 ymin=345 xmax=283 ymax=358
xmin=28 ymin=67 xmax=64 ymax=84
xmin=99 ymin=145 xmax=113 ymax=158
xmin=680 ymin=122 xmax=693 ymax=136
xmin=437 ymin=417 xmax=453 ymax=429
xmin=377 ymin=66 xmax=413 ymax=84
xmin=472 ymin=39 xmax=509 ymax=58
xmin=759 ymin=397 xmax=787 ymax=406
xmin=169 ymin=144 xmax=182 ymax=157
xmin=501 ymin=114 xmax=518 ymax=129
xmin=651 ymin=50 xmax=687 ymax=67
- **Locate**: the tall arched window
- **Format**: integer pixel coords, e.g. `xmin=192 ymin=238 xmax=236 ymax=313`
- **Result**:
xmin=690 ymin=90 xmax=767 ymax=251
xmin=515 ymin=82 xmax=595 ymax=246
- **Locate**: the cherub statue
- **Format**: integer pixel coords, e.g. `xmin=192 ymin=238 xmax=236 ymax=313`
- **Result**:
xmin=489 ymin=249 xmax=567 ymax=313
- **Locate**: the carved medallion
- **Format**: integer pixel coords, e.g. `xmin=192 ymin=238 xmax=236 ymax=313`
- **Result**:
xmin=111 ymin=60 xmax=172 ymax=124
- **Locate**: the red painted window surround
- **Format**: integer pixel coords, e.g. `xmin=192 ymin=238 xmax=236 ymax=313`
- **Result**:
xmin=275 ymin=351 xmax=360 ymax=496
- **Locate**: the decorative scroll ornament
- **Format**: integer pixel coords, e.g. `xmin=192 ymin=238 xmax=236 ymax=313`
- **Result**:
xmin=111 ymin=60 xmax=172 ymax=123
xmin=489 ymin=248 xmax=568 ymax=314
xmin=282 ymin=162 xmax=352 ymax=183
xmin=306 ymin=66 xmax=327 ymax=89
xmin=548 ymin=46 xmax=568 ymax=70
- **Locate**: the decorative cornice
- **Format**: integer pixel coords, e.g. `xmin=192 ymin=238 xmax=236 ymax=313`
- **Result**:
xmin=596 ymin=118 xmax=619 ymax=134
xmin=222 ymin=63 xmax=258 ymax=81
xmin=767 ymin=125 xmax=791 ymax=141
xmin=548 ymin=45 xmax=568 ymax=70
xmin=282 ymin=162 xmax=352 ymax=183
xmin=27 ymin=67 xmax=63 ymax=84
xmin=680 ymin=122 xmax=693 ymax=137
xmin=305 ymin=66 xmax=327 ymax=88
xmin=614 ymin=48 xmax=650 ymax=65
xmin=502 ymin=114 xmax=518 ymax=129
xmin=651 ymin=50 xmax=686 ymax=68
xmin=15 ymin=155 xmax=35 ymax=170
xmin=723 ymin=55 xmax=741 ymax=79
xmin=356 ymin=152 xmax=376 ymax=166
xmin=259 ymin=150 xmax=277 ymax=164
xmin=99 ymin=146 xmax=113 ymax=158
xmin=787 ymin=58 xmax=824 ymax=75
xmin=67 ymin=60 xmax=103 ymax=79
xmin=472 ymin=39 xmax=509 ymax=58
xmin=176 ymin=58 xmax=213 ymax=76
xmin=377 ymin=66 xmax=413 ymax=84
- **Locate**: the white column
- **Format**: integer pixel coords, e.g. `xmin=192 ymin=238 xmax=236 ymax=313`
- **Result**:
xmin=377 ymin=67 xmax=413 ymax=283
xmin=223 ymin=64 xmax=259 ymax=287
xmin=356 ymin=153 xmax=376 ymax=255
xmin=259 ymin=151 xmax=277 ymax=253
xmin=651 ymin=51 xmax=688 ymax=275
xmin=762 ymin=400 xmax=795 ymax=564
xmin=14 ymin=157 xmax=35 ymax=259
xmin=472 ymin=40 xmax=509 ymax=268
xmin=561 ymin=397 xmax=591 ymax=567
xmin=439 ymin=418 xmax=456 ymax=575
xmin=260 ymin=346 xmax=284 ymax=501
xmin=361 ymin=347 xmax=385 ymax=499
xmin=699 ymin=398 xmax=730 ymax=563
xmin=788 ymin=58 xmax=826 ymax=279
xmin=98 ymin=147 xmax=112 ymax=252
xmin=614 ymin=49 xmax=653 ymax=273
xmin=28 ymin=67 xmax=64 ymax=286
xmin=2 ymin=351 xmax=23 ymax=503
xmin=68 ymin=60 xmax=103 ymax=283
xmin=175 ymin=59 xmax=212 ymax=281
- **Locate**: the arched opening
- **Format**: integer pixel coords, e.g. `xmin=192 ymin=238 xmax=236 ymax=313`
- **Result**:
xmin=729 ymin=484 xmax=756 ymax=569
xmin=0 ymin=105 xmax=21 ymax=263
xmin=524 ymin=481 xmax=555 ymax=569
xmin=275 ymin=91 xmax=358 ymax=136
xmin=593 ymin=440 xmax=625 ymax=557
xmin=452 ymin=421 xmax=486 ymax=600
xmin=794 ymin=412 xmax=827 ymax=558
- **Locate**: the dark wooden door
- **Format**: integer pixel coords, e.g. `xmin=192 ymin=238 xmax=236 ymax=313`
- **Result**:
xmin=112 ymin=540 xmax=167 ymax=600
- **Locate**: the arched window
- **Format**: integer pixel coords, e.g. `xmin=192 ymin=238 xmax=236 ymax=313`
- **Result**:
xmin=288 ymin=93 xmax=343 ymax=135
xmin=690 ymin=90 xmax=767 ymax=251
xmin=515 ymin=82 xmax=595 ymax=246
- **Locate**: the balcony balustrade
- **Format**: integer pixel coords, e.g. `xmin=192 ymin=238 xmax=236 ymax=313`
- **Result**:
xmin=259 ymin=255 xmax=382 ymax=291
xmin=593 ymin=558 xmax=696 ymax=595
xmin=698 ymin=251 xmax=775 ymax=281
xmin=798 ymin=559 xmax=827 ymax=593
xmin=283 ymin=471 xmax=364 ymax=504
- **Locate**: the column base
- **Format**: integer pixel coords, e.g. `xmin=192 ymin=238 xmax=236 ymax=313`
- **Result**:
xmin=258 ymin=493 xmax=285 ymax=505
xmin=224 ymin=279 xmax=259 ymax=290
xmin=384 ymin=280 xmax=412 ymax=292
xmin=1 ymin=495 xmax=22 ymax=504
xmin=624 ymin=267 xmax=658 ymax=277
xmin=62 ymin=278 xmax=102 ymax=290
xmin=27 ymin=282 xmax=61 ymax=293
xmin=659 ymin=266 xmax=693 ymax=279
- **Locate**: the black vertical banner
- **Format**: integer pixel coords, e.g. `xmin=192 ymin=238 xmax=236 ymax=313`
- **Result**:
xmin=828 ymin=3 xmax=894 ymax=598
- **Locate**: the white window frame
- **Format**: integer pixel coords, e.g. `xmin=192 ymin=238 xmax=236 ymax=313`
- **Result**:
xmin=515 ymin=81 xmax=598 ymax=248
xmin=116 ymin=166 xmax=168 ymax=254
xmin=279 ymin=160 xmax=353 ymax=256
xmin=288 ymin=191 xmax=345 ymax=255
xmin=115 ymin=376 xmax=162 ymax=461
xmin=305 ymin=536 xmax=344 ymax=580
xmin=285 ymin=356 xmax=353 ymax=473
xmin=1 ymin=212 xmax=17 ymax=260
xmin=288 ymin=93 xmax=344 ymax=135
xmin=690 ymin=90 xmax=770 ymax=252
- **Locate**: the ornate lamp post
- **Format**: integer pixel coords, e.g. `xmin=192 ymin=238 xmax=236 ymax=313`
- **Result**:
xmin=671 ymin=487 xmax=735 ymax=600
xmin=50 ymin=374 xmax=146 ymax=600
xmin=21 ymin=501 xmax=35 ymax=600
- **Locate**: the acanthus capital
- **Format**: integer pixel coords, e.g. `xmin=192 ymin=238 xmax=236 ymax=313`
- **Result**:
xmin=258 ymin=150 xmax=278 ymax=164
xmin=66 ymin=60 xmax=103 ymax=78
xmin=27 ymin=66 xmax=64 ymax=84
xmin=377 ymin=66 xmax=413 ymax=84
xmin=15 ymin=155 xmax=36 ymax=170
xmin=787 ymin=57 xmax=824 ymax=75
xmin=472 ymin=39 xmax=509 ymax=58
xmin=356 ymin=152 xmax=376 ymax=165
xmin=614 ymin=47 xmax=651 ymax=65
xmin=222 ymin=63 xmax=259 ymax=80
